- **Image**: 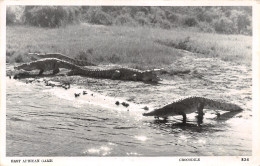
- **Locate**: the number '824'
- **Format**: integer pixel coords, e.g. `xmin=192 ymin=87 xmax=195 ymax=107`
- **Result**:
xmin=241 ymin=158 xmax=249 ymax=161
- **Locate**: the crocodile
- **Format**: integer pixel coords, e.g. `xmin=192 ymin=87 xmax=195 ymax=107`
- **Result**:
xmin=28 ymin=53 xmax=96 ymax=66
xmin=14 ymin=58 xmax=161 ymax=82
xmin=68 ymin=66 xmax=161 ymax=82
xmin=14 ymin=58 xmax=82 ymax=75
xmin=142 ymin=96 xmax=242 ymax=126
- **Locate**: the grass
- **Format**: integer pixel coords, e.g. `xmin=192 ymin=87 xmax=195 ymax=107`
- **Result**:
xmin=6 ymin=24 xmax=252 ymax=69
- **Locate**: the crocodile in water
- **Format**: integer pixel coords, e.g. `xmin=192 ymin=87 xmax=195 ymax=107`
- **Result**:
xmin=143 ymin=96 xmax=242 ymax=126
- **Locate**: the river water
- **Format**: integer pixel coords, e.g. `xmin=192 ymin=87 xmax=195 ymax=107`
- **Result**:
xmin=6 ymin=77 xmax=251 ymax=156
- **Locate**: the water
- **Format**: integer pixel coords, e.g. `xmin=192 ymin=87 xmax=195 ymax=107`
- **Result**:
xmin=6 ymin=78 xmax=251 ymax=156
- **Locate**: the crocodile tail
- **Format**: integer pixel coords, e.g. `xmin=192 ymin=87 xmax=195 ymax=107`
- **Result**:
xmin=204 ymin=98 xmax=242 ymax=112
xmin=143 ymin=111 xmax=153 ymax=116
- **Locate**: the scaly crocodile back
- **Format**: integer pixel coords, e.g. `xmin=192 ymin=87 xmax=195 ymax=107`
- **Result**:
xmin=143 ymin=96 xmax=242 ymax=117
xmin=29 ymin=53 xmax=96 ymax=66
xmin=70 ymin=67 xmax=160 ymax=82
xmin=15 ymin=58 xmax=82 ymax=71
xmin=199 ymin=97 xmax=242 ymax=111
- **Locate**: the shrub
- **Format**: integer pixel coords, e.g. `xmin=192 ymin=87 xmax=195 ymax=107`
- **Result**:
xmin=95 ymin=55 xmax=105 ymax=63
xmin=166 ymin=13 xmax=179 ymax=23
xmin=159 ymin=19 xmax=172 ymax=29
xmin=114 ymin=14 xmax=137 ymax=26
xmin=134 ymin=11 xmax=149 ymax=26
xmin=150 ymin=7 xmax=166 ymax=20
xmin=183 ymin=16 xmax=198 ymax=27
xmin=196 ymin=7 xmax=223 ymax=23
xmin=23 ymin=6 xmax=80 ymax=28
xmin=198 ymin=22 xmax=215 ymax=33
xmin=176 ymin=37 xmax=191 ymax=50
xmin=6 ymin=7 xmax=16 ymax=25
xmin=213 ymin=17 xmax=234 ymax=34
xmin=149 ymin=7 xmax=166 ymax=25
xmin=230 ymin=10 xmax=251 ymax=34
xmin=6 ymin=50 xmax=15 ymax=57
xmin=87 ymin=8 xmax=113 ymax=25
xmin=14 ymin=55 xmax=24 ymax=63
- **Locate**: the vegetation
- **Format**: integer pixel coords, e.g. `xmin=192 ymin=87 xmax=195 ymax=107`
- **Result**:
xmin=7 ymin=6 xmax=252 ymax=35
xmin=6 ymin=6 xmax=252 ymax=68
xmin=6 ymin=24 xmax=252 ymax=68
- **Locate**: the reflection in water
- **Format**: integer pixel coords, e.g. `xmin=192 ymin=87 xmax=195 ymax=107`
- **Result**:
xmin=83 ymin=146 xmax=112 ymax=156
xmin=134 ymin=136 xmax=148 ymax=142
xmin=6 ymin=78 xmax=251 ymax=156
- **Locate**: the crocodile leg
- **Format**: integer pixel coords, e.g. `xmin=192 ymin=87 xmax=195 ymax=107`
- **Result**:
xmin=216 ymin=112 xmax=221 ymax=119
xmin=180 ymin=112 xmax=187 ymax=124
xmin=111 ymin=70 xmax=120 ymax=80
xmin=52 ymin=61 xmax=60 ymax=75
xmin=213 ymin=110 xmax=221 ymax=119
xmin=38 ymin=69 xmax=44 ymax=75
xmin=53 ymin=68 xmax=60 ymax=75
xmin=132 ymin=74 xmax=137 ymax=81
xmin=197 ymin=103 xmax=204 ymax=126
xmin=163 ymin=117 xmax=168 ymax=121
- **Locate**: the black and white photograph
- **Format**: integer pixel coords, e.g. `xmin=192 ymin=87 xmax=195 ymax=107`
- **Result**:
xmin=0 ymin=1 xmax=259 ymax=166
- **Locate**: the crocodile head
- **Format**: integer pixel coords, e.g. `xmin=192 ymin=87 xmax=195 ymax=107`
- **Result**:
xmin=142 ymin=70 xmax=161 ymax=82
xmin=14 ymin=63 xmax=37 ymax=71
xmin=143 ymin=107 xmax=172 ymax=118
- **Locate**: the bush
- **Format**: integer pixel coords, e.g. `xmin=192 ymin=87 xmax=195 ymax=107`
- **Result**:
xmin=196 ymin=7 xmax=223 ymax=23
xmin=93 ymin=11 xmax=112 ymax=25
xmin=14 ymin=55 xmax=24 ymax=63
xmin=6 ymin=50 xmax=15 ymax=57
xmin=114 ymin=14 xmax=137 ymax=26
xmin=134 ymin=11 xmax=149 ymax=26
xmin=166 ymin=13 xmax=179 ymax=23
xmin=183 ymin=16 xmax=198 ymax=27
xmin=159 ymin=19 xmax=172 ymax=29
xmin=6 ymin=7 xmax=16 ymax=25
xmin=86 ymin=8 xmax=113 ymax=25
xmin=213 ymin=17 xmax=234 ymax=34
xmin=176 ymin=37 xmax=191 ymax=50
xmin=230 ymin=10 xmax=251 ymax=34
xmin=198 ymin=22 xmax=215 ymax=33
xmin=23 ymin=6 xmax=80 ymax=28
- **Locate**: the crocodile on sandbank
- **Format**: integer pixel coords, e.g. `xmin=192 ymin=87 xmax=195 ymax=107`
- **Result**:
xmin=14 ymin=58 xmax=83 ymax=75
xmin=68 ymin=65 xmax=161 ymax=82
xmin=14 ymin=58 xmax=161 ymax=82
xmin=143 ymin=96 xmax=242 ymax=126
xmin=29 ymin=53 xmax=96 ymax=66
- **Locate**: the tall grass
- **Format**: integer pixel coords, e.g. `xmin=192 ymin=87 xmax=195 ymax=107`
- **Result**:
xmin=6 ymin=24 xmax=252 ymax=68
